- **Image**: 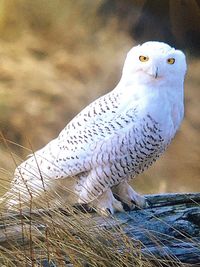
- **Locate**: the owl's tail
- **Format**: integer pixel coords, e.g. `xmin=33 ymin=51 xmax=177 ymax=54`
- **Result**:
xmin=1 ymin=142 xmax=78 ymax=211
xmin=1 ymin=144 xmax=60 ymax=210
xmin=0 ymin=162 xmax=49 ymax=211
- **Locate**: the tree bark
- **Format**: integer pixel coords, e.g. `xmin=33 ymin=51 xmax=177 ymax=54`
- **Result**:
xmin=0 ymin=193 xmax=200 ymax=266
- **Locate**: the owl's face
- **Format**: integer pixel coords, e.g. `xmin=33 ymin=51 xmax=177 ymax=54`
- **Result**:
xmin=122 ymin=41 xmax=187 ymax=85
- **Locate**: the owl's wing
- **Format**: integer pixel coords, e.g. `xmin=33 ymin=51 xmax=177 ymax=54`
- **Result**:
xmin=15 ymin=90 xmax=137 ymax=183
xmin=53 ymin=94 xmax=138 ymax=178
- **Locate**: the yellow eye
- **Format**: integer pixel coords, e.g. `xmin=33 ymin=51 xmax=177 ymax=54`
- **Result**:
xmin=139 ymin=55 xmax=149 ymax=62
xmin=167 ymin=58 xmax=175 ymax=64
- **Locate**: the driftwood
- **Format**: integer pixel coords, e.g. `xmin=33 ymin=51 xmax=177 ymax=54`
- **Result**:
xmin=0 ymin=193 xmax=200 ymax=266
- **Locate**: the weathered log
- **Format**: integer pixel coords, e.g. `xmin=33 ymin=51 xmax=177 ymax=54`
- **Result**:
xmin=0 ymin=193 xmax=200 ymax=266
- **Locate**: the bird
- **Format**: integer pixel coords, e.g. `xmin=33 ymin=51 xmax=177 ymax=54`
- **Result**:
xmin=3 ymin=41 xmax=187 ymax=215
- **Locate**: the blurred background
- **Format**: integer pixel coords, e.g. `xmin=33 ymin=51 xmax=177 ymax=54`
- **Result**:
xmin=0 ymin=0 xmax=199 ymax=196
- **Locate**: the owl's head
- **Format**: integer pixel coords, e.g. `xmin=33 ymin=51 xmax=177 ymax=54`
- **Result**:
xmin=122 ymin=41 xmax=187 ymax=85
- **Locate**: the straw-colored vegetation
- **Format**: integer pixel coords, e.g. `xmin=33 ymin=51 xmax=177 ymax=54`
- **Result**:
xmin=0 ymin=1 xmax=199 ymax=266
xmin=0 ymin=204 xmax=154 ymax=267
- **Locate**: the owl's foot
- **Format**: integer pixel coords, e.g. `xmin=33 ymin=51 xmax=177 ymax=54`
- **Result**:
xmin=90 ymin=189 xmax=124 ymax=216
xmin=112 ymin=181 xmax=146 ymax=211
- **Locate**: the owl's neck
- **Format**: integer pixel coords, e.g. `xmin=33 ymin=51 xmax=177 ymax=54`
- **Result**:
xmin=114 ymin=73 xmax=185 ymax=137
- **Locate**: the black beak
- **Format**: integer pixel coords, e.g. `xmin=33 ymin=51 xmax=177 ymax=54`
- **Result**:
xmin=155 ymin=67 xmax=158 ymax=79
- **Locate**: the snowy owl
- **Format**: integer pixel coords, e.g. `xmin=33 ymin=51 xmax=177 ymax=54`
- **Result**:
xmin=4 ymin=41 xmax=187 ymax=215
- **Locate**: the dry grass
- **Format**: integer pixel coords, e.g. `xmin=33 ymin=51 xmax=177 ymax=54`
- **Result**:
xmin=0 ymin=207 xmax=152 ymax=267
xmin=0 ymin=191 xmax=199 ymax=267
xmin=0 ymin=196 xmax=198 ymax=267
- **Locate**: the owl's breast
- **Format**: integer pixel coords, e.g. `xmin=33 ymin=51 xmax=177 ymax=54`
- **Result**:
xmin=91 ymin=112 xmax=168 ymax=182
xmin=128 ymin=85 xmax=184 ymax=144
xmin=124 ymin=113 xmax=167 ymax=176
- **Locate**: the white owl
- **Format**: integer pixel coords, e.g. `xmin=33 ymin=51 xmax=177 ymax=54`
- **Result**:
xmin=4 ymin=41 xmax=187 ymax=215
